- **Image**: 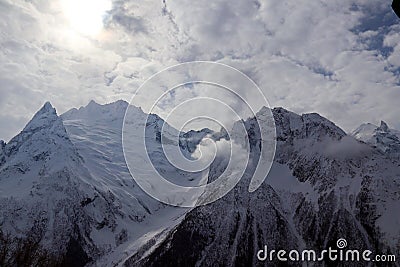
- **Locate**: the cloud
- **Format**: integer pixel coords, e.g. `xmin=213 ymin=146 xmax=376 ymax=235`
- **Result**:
xmin=0 ymin=0 xmax=400 ymax=141
xmin=324 ymin=136 xmax=373 ymax=160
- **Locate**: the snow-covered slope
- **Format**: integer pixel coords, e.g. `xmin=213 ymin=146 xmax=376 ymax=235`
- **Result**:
xmin=0 ymin=101 xmax=207 ymax=266
xmin=0 ymin=102 xmax=114 ymax=265
xmin=61 ymin=100 xmax=212 ymax=265
xmin=352 ymin=121 xmax=400 ymax=155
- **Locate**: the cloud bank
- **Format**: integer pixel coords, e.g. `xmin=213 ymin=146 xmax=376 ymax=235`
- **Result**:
xmin=0 ymin=0 xmax=400 ymax=141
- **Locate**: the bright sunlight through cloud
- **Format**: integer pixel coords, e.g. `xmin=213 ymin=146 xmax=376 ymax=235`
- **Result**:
xmin=60 ymin=0 xmax=111 ymax=36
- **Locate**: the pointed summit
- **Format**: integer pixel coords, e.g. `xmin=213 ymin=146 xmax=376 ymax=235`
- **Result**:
xmin=5 ymin=102 xmax=69 ymax=157
xmin=87 ymin=99 xmax=99 ymax=108
xmin=352 ymin=120 xmax=400 ymax=154
xmin=22 ymin=101 xmax=60 ymax=133
xmin=41 ymin=101 xmax=56 ymax=113
xmin=378 ymin=120 xmax=389 ymax=132
xmin=257 ymin=106 xmax=272 ymax=116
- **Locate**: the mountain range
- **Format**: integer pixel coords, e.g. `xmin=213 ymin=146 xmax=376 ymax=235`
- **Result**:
xmin=0 ymin=100 xmax=399 ymax=266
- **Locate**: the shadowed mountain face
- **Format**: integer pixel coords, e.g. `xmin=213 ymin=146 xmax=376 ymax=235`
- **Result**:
xmin=393 ymin=0 xmax=400 ymax=19
xmin=0 ymin=101 xmax=399 ymax=266
xmin=129 ymin=108 xmax=400 ymax=267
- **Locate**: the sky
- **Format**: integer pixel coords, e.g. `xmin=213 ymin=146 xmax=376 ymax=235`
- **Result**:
xmin=0 ymin=0 xmax=400 ymax=141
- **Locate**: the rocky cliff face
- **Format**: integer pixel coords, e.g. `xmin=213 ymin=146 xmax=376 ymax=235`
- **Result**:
xmin=129 ymin=107 xmax=400 ymax=267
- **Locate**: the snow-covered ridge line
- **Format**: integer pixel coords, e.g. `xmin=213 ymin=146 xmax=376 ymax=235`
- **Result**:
xmin=1 ymin=100 xmax=399 ymax=266
xmin=352 ymin=120 xmax=400 ymax=155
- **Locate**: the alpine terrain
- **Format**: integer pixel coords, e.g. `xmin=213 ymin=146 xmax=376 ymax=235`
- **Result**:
xmin=0 ymin=100 xmax=399 ymax=267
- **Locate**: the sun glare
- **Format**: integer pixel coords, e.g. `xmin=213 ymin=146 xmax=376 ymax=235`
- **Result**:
xmin=60 ymin=0 xmax=111 ymax=36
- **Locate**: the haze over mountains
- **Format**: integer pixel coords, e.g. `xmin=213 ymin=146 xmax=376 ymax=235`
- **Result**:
xmin=0 ymin=100 xmax=399 ymax=266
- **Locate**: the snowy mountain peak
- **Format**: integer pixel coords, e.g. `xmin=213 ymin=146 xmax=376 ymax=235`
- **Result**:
xmin=256 ymin=105 xmax=272 ymax=116
xmin=23 ymin=101 xmax=60 ymax=131
xmin=0 ymin=101 xmax=87 ymax=201
xmin=42 ymin=101 xmax=55 ymax=112
xmin=378 ymin=120 xmax=389 ymax=132
xmin=352 ymin=120 xmax=400 ymax=154
xmin=87 ymin=99 xmax=99 ymax=107
xmin=4 ymin=102 xmax=69 ymax=158
xmin=62 ymin=99 xmax=129 ymax=123
xmin=302 ymin=112 xmax=346 ymax=138
xmin=271 ymin=107 xmax=346 ymax=141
